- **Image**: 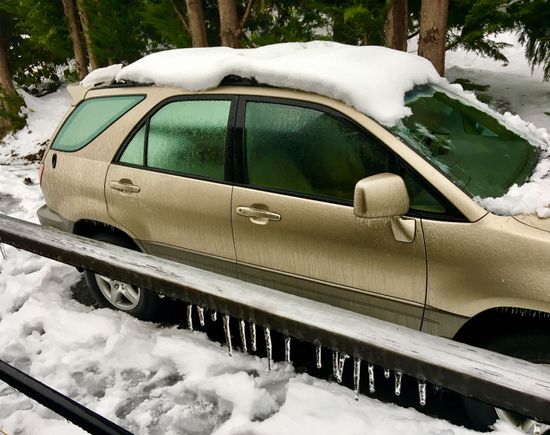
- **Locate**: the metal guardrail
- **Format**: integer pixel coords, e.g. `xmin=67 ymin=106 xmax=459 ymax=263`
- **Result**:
xmin=0 ymin=359 xmax=132 ymax=435
xmin=1 ymin=213 xmax=550 ymax=425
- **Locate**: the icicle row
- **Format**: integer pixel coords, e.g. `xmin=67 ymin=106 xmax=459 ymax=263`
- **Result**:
xmin=316 ymin=344 xmax=322 ymax=369
xmin=284 ymin=336 xmax=291 ymax=363
xmin=394 ymin=371 xmax=402 ymax=396
xmin=197 ymin=306 xmax=205 ymax=327
xmin=239 ymin=320 xmax=247 ymax=352
xmin=353 ymin=358 xmax=361 ymax=400
xmin=264 ymin=327 xmax=272 ymax=370
xmin=332 ymin=351 xmax=348 ymax=383
xmin=368 ymin=364 xmax=375 ymax=394
xmin=222 ymin=314 xmax=232 ymax=356
xmin=187 ymin=304 xmax=193 ymax=331
xmin=418 ymin=380 xmax=427 ymax=406
xmin=250 ymin=322 xmax=257 ymax=352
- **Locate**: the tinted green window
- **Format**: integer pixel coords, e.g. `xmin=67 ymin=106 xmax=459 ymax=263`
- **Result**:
xmin=147 ymin=100 xmax=230 ymax=180
xmin=52 ymin=96 xmax=144 ymax=152
xmin=244 ymin=102 xmax=389 ymax=202
xmin=120 ymin=125 xmax=145 ymax=165
xmin=391 ymin=85 xmax=539 ymax=199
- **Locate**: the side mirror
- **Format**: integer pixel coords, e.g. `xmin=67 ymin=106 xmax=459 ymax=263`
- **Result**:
xmin=353 ymin=173 xmax=410 ymax=219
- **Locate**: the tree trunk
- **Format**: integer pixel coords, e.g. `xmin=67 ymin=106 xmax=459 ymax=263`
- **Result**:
xmin=186 ymin=0 xmax=208 ymax=47
xmin=418 ymin=0 xmax=449 ymax=76
xmin=0 ymin=24 xmax=25 ymax=136
xmin=385 ymin=0 xmax=408 ymax=51
xmin=217 ymin=0 xmax=241 ymax=47
xmin=62 ymin=0 xmax=88 ymax=80
xmin=76 ymin=0 xmax=98 ymax=70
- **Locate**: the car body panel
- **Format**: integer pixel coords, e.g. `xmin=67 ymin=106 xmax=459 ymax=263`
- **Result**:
xmin=38 ymin=83 xmax=550 ymax=341
xmin=105 ymin=164 xmax=236 ymax=261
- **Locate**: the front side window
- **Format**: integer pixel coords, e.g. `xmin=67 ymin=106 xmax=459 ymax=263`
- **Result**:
xmin=118 ymin=99 xmax=231 ymax=181
xmin=52 ymin=95 xmax=144 ymax=152
xmin=244 ymin=102 xmax=389 ymax=203
xmin=390 ymin=85 xmax=539 ymax=199
xmin=147 ymin=100 xmax=230 ymax=180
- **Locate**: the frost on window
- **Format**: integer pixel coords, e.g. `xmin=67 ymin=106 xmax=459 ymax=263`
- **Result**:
xmin=147 ymin=100 xmax=230 ymax=181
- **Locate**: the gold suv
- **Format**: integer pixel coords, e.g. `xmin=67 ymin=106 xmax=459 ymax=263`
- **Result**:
xmin=38 ymin=78 xmax=549 ymax=426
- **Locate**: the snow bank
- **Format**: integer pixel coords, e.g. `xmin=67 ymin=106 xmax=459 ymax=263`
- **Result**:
xmin=113 ymin=41 xmax=444 ymax=126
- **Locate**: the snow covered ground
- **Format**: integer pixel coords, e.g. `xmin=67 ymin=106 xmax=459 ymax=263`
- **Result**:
xmin=1 ymin=33 xmax=547 ymax=434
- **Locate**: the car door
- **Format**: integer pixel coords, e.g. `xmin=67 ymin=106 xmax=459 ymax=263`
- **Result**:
xmin=105 ymin=96 xmax=237 ymax=275
xmin=231 ymin=97 xmax=427 ymax=329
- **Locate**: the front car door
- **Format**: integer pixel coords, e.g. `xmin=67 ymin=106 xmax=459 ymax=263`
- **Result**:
xmin=105 ymin=96 xmax=237 ymax=275
xmin=231 ymin=97 xmax=428 ymax=329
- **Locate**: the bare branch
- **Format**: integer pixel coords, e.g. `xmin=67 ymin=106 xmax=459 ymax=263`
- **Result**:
xmin=239 ymin=0 xmax=256 ymax=30
xmin=171 ymin=0 xmax=191 ymax=34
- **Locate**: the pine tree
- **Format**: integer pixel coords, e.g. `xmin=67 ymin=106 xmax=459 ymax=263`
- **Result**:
xmin=0 ymin=9 xmax=25 ymax=137
xmin=61 ymin=0 xmax=88 ymax=79
xmin=217 ymin=0 xmax=255 ymax=47
xmin=418 ymin=0 xmax=449 ymax=75
xmin=385 ymin=0 xmax=408 ymax=51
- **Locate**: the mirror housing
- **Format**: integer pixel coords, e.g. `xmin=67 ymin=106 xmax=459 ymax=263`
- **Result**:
xmin=354 ymin=173 xmax=410 ymax=219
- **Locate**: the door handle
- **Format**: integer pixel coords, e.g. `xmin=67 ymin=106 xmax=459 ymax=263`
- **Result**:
xmin=236 ymin=206 xmax=281 ymax=224
xmin=109 ymin=179 xmax=141 ymax=194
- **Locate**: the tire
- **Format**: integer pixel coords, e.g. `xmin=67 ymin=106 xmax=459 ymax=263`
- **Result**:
xmin=463 ymin=327 xmax=550 ymax=434
xmin=83 ymin=232 xmax=165 ymax=321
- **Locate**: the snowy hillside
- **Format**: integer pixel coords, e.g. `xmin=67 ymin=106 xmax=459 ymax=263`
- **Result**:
xmin=1 ymin=33 xmax=547 ymax=434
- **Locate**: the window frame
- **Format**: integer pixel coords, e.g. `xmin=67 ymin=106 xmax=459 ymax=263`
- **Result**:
xmin=113 ymin=95 xmax=238 ymax=185
xmin=51 ymin=94 xmax=146 ymax=153
xmin=235 ymin=95 xmax=466 ymax=222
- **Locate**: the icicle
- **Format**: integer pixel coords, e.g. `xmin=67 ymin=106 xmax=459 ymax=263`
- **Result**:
xmin=187 ymin=305 xmax=194 ymax=331
xmin=394 ymin=371 xmax=402 ymax=396
xmin=250 ymin=322 xmax=257 ymax=352
xmin=316 ymin=344 xmax=322 ymax=369
xmin=197 ymin=306 xmax=205 ymax=327
xmin=418 ymin=380 xmax=427 ymax=406
xmin=353 ymin=358 xmax=361 ymax=400
xmin=239 ymin=320 xmax=247 ymax=352
xmin=211 ymin=310 xmax=217 ymax=322
xmin=0 ymin=243 xmax=6 ymax=260
xmin=384 ymin=368 xmax=390 ymax=379
xmin=534 ymin=422 xmax=541 ymax=435
xmin=332 ymin=351 xmax=348 ymax=383
xmin=284 ymin=336 xmax=291 ymax=363
xmin=368 ymin=364 xmax=375 ymax=394
xmin=264 ymin=327 xmax=272 ymax=370
xmin=222 ymin=314 xmax=232 ymax=356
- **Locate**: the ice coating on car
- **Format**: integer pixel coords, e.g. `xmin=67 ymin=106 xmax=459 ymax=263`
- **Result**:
xmin=114 ymin=41 xmax=444 ymax=126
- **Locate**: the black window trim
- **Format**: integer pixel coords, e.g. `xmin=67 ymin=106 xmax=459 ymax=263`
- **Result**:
xmin=51 ymin=94 xmax=146 ymax=153
xmin=113 ymin=94 xmax=239 ymax=186
xmin=235 ymin=95 xmax=467 ymax=222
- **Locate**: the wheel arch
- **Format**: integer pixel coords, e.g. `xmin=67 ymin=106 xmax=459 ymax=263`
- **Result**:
xmin=453 ymin=307 xmax=550 ymax=347
xmin=73 ymin=219 xmax=143 ymax=252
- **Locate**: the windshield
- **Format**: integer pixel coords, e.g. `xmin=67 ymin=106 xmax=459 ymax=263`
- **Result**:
xmin=390 ymin=85 xmax=539 ymax=199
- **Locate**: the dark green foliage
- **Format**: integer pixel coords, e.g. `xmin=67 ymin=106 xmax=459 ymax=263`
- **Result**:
xmin=444 ymin=0 xmax=549 ymax=80
xmin=140 ymin=0 xmax=192 ymax=48
xmin=0 ymin=0 xmax=71 ymax=93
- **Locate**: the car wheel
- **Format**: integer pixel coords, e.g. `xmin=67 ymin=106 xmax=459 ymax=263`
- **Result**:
xmin=83 ymin=232 xmax=164 ymax=321
xmin=463 ymin=327 xmax=550 ymax=434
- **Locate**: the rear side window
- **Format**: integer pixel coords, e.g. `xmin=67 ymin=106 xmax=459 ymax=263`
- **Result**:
xmin=118 ymin=99 xmax=231 ymax=182
xmin=52 ymin=95 xmax=144 ymax=152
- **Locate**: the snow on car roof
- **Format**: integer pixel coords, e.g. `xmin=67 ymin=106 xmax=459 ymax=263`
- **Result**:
xmin=80 ymin=41 xmax=550 ymax=217
xmin=83 ymin=41 xmax=443 ymax=126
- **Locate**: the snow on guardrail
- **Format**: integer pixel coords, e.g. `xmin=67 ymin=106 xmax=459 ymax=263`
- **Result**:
xmin=1 ymin=213 xmax=550 ymax=427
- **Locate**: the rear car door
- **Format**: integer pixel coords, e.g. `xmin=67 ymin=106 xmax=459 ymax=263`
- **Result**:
xmin=231 ymin=97 xmax=427 ymax=329
xmin=105 ymin=96 xmax=237 ymax=274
